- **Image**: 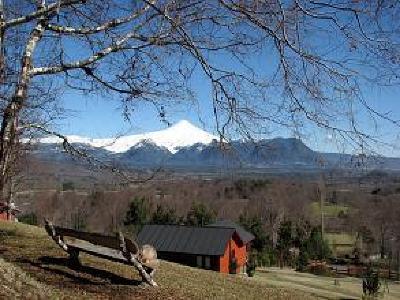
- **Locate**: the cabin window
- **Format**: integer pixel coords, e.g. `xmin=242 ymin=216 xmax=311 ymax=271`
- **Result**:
xmin=196 ymin=255 xmax=202 ymax=267
xmin=204 ymin=256 xmax=211 ymax=269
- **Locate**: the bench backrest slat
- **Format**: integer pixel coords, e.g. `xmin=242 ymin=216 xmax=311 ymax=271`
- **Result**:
xmin=125 ymin=235 xmax=140 ymax=254
xmin=55 ymin=226 xmax=119 ymax=250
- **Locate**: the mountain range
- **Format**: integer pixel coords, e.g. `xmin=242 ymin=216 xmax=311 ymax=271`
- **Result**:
xmin=30 ymin=120 xmax=400 ymax=171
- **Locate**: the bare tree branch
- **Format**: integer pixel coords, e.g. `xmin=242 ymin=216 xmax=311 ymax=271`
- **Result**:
xmin=3 ymin=0 xmax=86 ymax=29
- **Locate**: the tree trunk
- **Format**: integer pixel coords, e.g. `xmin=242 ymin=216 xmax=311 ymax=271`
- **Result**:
xmin=380 ymin=225 xmax=386 ymax=259
xmin=0 ymin=10 xmax=47 ymax=200
xmin=0 ymin=0 xmax=5 ymax=83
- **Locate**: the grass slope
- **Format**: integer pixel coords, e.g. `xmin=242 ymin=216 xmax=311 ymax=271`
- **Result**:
xmin=310 ymin=202 xmax=349 ymax=218
xmin=0 ymin=221 xmax=313 ymax=299
xmin=255 ymin=268 xmax=400 ymax=300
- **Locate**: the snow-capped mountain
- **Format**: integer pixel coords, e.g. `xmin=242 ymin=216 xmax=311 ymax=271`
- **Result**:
xmin=36 ymin=120 xmax=218 ymax=154
xmin=30 ymin=120 xmax=400 ymax=170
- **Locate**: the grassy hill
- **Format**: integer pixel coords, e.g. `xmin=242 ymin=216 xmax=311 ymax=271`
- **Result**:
xmin=0 ymin=221 xmax=314 ymax=299
xmin=254 ymin=268 xmax=400 ymax=300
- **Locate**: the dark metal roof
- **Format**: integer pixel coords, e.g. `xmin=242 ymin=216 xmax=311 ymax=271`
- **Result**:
xmin=137 ymin=225 xmax=235 ymax=256
xmin=208 ymin=220 xmax=255 ymax=244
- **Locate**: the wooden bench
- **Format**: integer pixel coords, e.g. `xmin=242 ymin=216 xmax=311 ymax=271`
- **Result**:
xmin=44 ymin=219 xmax=158 ymax=286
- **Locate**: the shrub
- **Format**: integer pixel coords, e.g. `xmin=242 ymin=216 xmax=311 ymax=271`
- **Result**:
xmin=257 ymin=251 xmax=271 ymax=267
xmin=151 ymin=204 xmax=177 ymax=225
xmin=62 ymin=181 xmax=75 ymax=191
xmin=296 ymin=226 xmax=332 ymax=272
xmin=124 ymin=197 xmax=150 ymax=234
xmin=247 ymin=254 xmax=257 ymax=277
xmin=306 ymin=227 xmax=331 ymax=260
xmin=247 ymin=267 xmax=256 ymax=277
xmin=362 ymin=266 xmax=381 ymax=296
xmin=185 ymin=202 xmax=216 ymax=226
xmin=18 ymin=212 xmax=38 ymax=226
xmin=297 ymin=247 xmax=309 ymax=272
xmin=238 ymin=214 xmax=270 ymax=252
xmin=229 ymin=258 xmax=237 ymax=274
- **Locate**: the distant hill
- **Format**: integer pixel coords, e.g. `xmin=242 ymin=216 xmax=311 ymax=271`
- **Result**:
xmin=27 ymin=120 xmax=400 ymax=172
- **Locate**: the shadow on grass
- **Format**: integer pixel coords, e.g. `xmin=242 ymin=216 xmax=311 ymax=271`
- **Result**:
xmin=19 ymin=256 xmax=142 ymax=286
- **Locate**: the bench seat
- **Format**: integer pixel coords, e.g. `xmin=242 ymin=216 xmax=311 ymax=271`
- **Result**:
xmin=44 ymin=220 xmax=158 ymax=286
xmin=67 ymin=238 xmax=129 ymax=263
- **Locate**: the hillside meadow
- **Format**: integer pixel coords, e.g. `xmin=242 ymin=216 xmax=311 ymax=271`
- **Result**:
xmin=0 ymin=221 xmax=315 ymax=299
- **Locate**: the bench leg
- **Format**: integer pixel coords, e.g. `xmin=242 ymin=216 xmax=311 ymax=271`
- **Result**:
xmin=68 ymin=249 xmax=80 ymax=266
xmin=144 ymin=266 xmax=156 ymax=278
xmin=118 ymin=232 xmax=157 ymax=286
xmin=130 ymin=256 xmax=157 ymax=286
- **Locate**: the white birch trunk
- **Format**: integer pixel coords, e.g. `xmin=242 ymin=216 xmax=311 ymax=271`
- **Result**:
xmin=0 ymin=8 xmax=47 ymax=198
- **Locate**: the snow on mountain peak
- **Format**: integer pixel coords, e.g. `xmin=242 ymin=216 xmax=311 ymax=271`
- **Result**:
xmin=171 ymin=119 xmax=195 ymax=128
xmin=35 ymin=120 xmax=218 ymax=154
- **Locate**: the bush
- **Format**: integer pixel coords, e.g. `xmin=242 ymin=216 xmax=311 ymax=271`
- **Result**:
xmin=297 ymin=247 xmax=309 ymax=272
xmin=18 ymin=212 xmax=38 ymax=226
xmin=247 ymin=267 xmax=256 ymax=277
xmin=151 ymin=204 xmax=177 ymax=225
xmin=238 ymin=214 xmax=270 ymax=252
xmin=124 ymin=197 xmax=150 ymax=234
xmin=247 ymin=254 xmax=257 ymax=277
xmin=256 ymin=248 xmax=277 ymax=267
xmin=185 ymin=202 xmax=216 ymax=226
xmin=296 ymin=226 xmax=332 ymax=273
xmin=62 ymin=181 xmax=75 ymax=191
xmin=362 ymin=266 xmax=381 ymax=296
xmin=306 ymin=227 xmax=332 ymax=260
xmin=257 ymin=251 xmax=271 ymax=267
xmin=229 ymin=258 xmax=237 ymax=274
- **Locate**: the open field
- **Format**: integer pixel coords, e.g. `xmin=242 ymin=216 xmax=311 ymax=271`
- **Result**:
xmin=255 ymin=267 xmax=400 ymax=300
xmin=310 ymin=202 xmax=350 ymax=218
xmin=0 ymin=220 xmax=314 ymax=299
xmin=325 ymin=232 xmax=357 ymax=256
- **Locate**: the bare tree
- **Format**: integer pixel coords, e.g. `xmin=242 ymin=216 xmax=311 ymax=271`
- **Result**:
xmin=0 ymin=0 xmax=399 ymax=200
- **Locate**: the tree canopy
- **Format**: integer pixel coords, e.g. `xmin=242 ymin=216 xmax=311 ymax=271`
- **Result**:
xmin=0 ymin=0 xmax=399 ymax=193
xmin=185 ymin=202 xmax=216 ymax=226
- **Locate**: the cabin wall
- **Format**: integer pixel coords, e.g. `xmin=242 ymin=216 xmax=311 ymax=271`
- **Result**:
xmin=0 ymin=212 xmax=13 ymax=221
xmin=157 ymin=251 xmax=220 ymax=271
xmin=219 ymin=233 xmax=248 ymax=274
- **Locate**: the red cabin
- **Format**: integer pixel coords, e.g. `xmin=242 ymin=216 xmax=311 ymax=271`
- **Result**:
xmin=0 ymin=202 xmax=19 ymax=221
xmin=138 ymin=220 xmax=254 ymax=274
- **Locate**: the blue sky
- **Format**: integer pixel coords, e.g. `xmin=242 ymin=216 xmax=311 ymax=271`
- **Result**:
xmin=57 ymin=81 xmax=400 ymax=157
xmin=52 ymin=9 xmax=400 ymax=158
xmin=55 ymin=54 xmax=400 ymax=158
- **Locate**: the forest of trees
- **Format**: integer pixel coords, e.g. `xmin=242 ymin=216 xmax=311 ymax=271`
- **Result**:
xmin=17 ymin=174 xmax=400 ymax=262
xmin=123 ymin=197 xmax=216 ymax=233
xmin=120 ymin=195 xmax=332 ymax=270
xmin=0 ymin=0 xmax=399 ymax=208
xmin=239 ymin=213 xmax=331 ymax=270
xmin=14 ymin=171 xmax=400 ymax=278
